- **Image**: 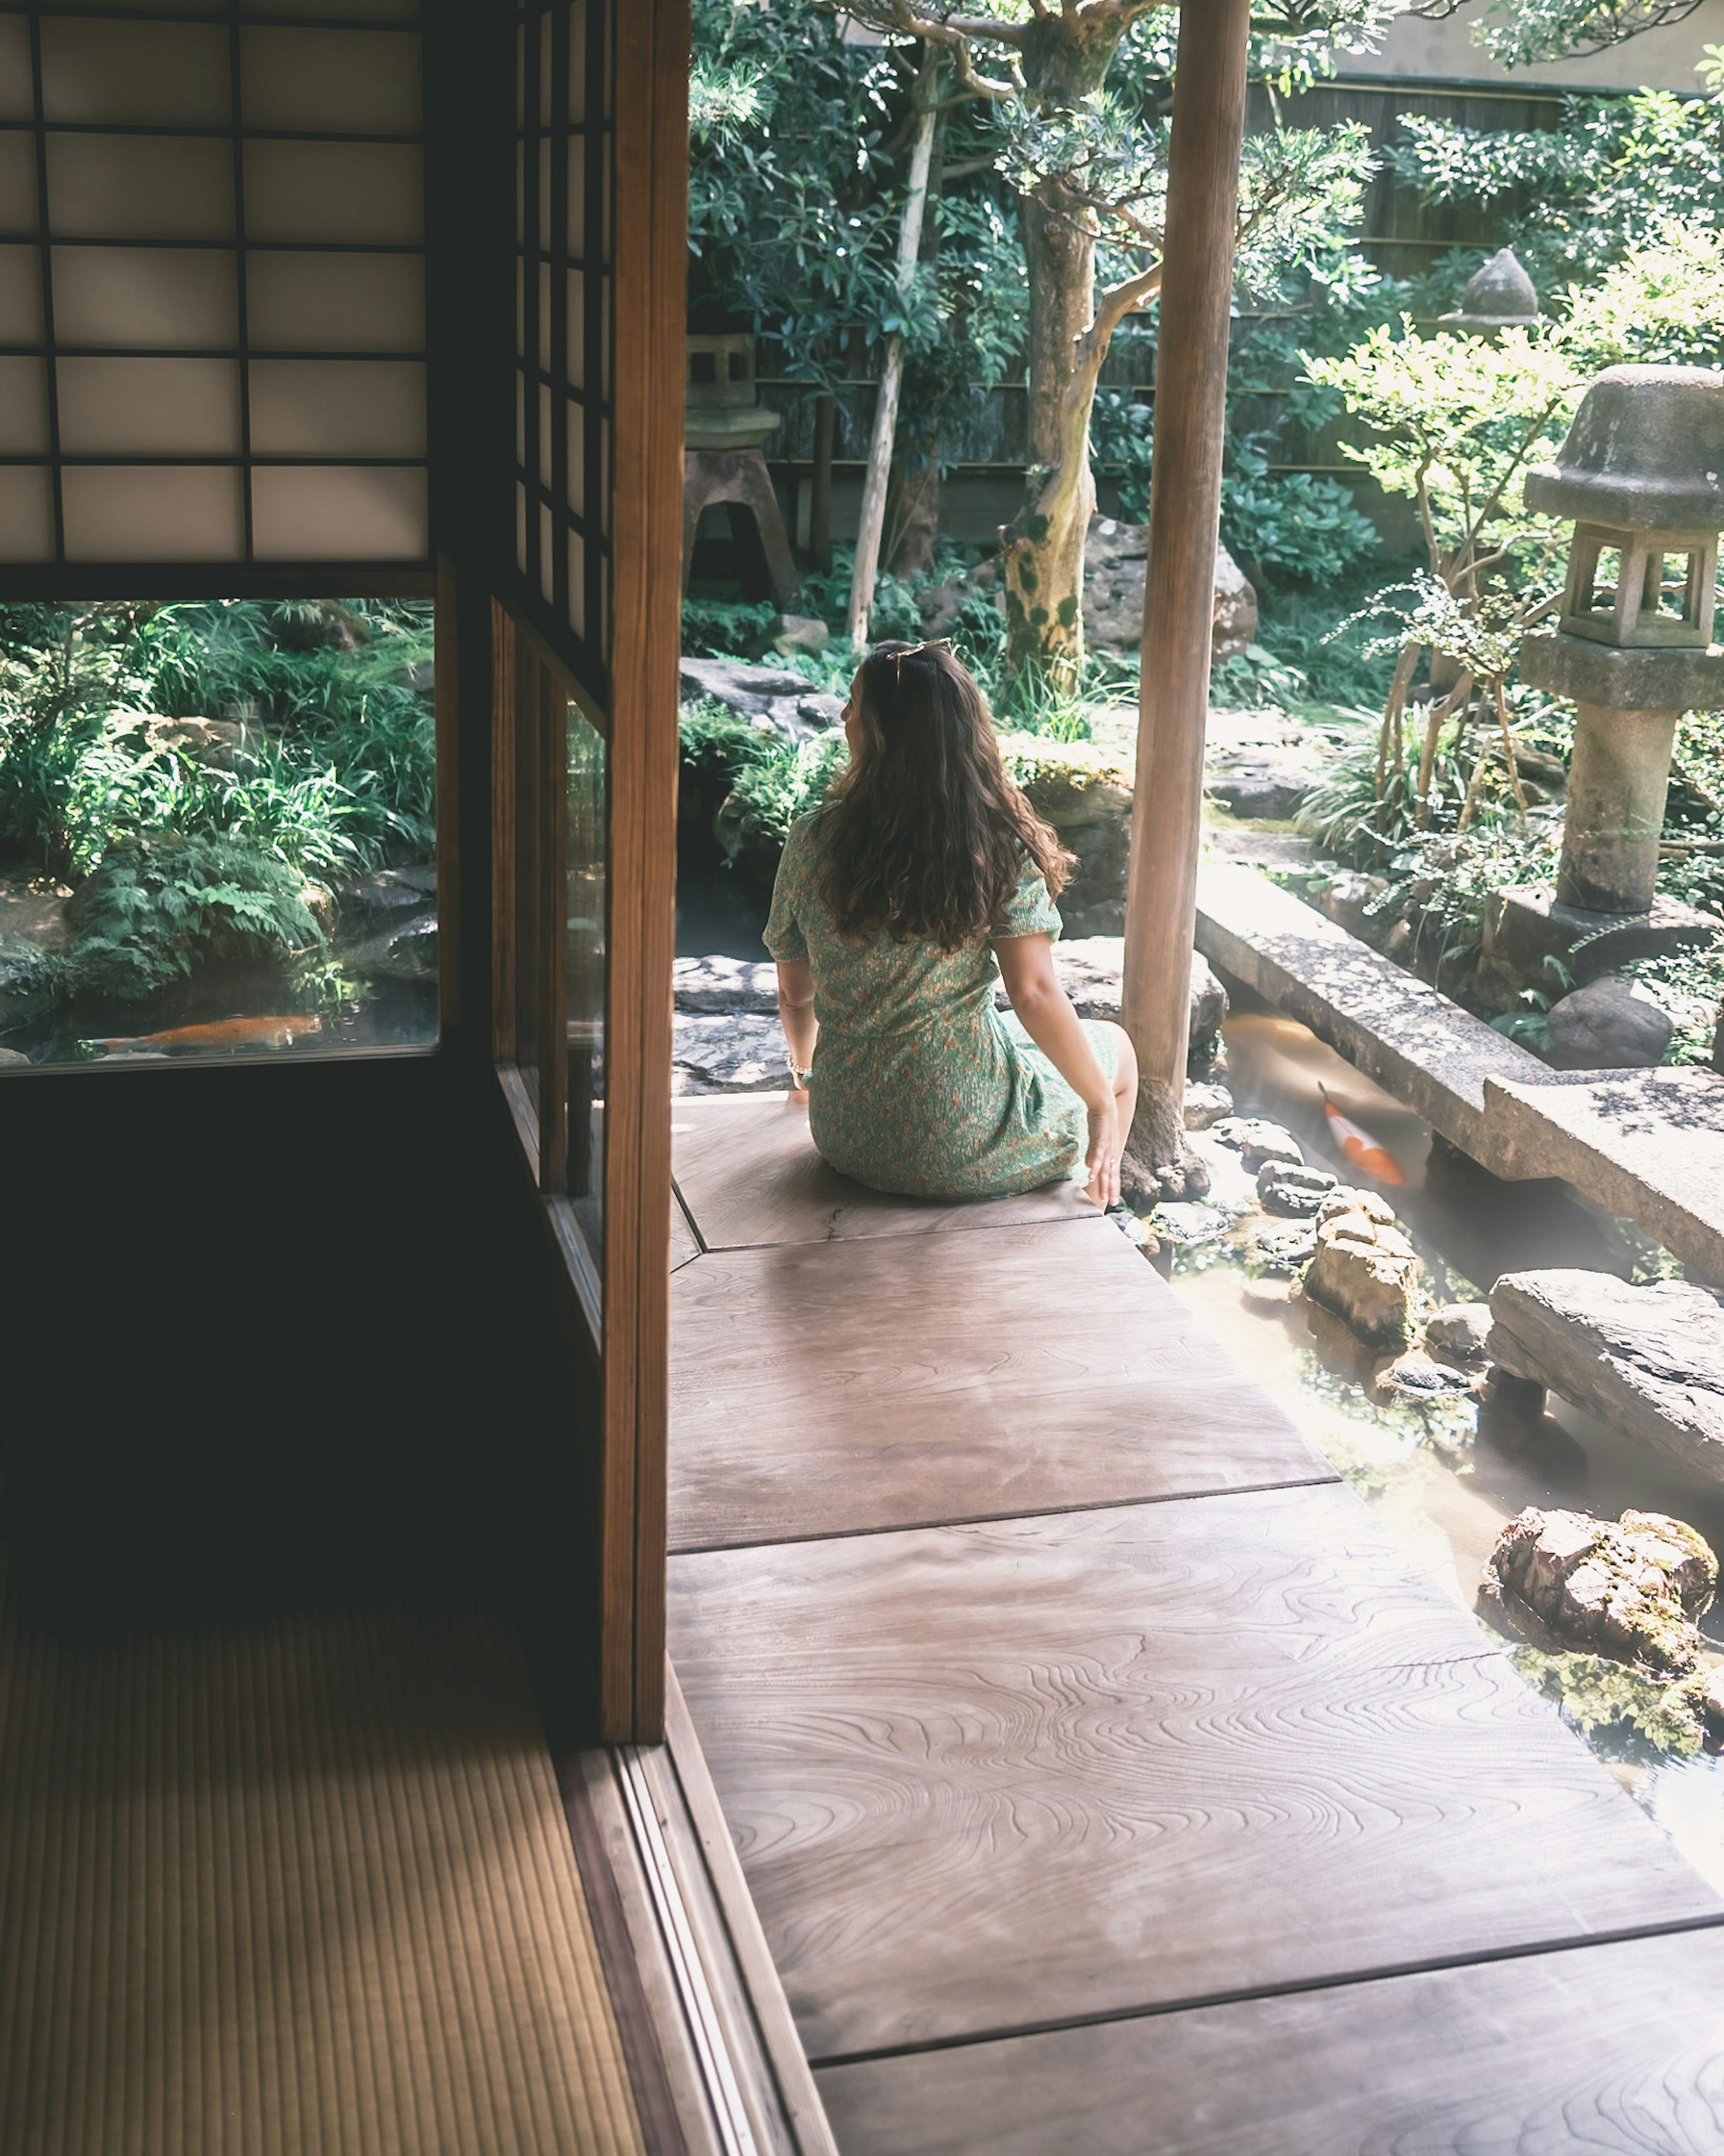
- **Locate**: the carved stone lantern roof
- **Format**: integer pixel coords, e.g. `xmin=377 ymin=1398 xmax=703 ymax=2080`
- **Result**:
xmin=1438 ymin=247 xmax=1540 ymax=332
xmin=1525 ymin=365 xmax=1724 ymax=531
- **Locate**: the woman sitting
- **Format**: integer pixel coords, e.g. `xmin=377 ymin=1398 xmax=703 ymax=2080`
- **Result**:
xmin=765 ymin=638 xmax=1138 ymax=1207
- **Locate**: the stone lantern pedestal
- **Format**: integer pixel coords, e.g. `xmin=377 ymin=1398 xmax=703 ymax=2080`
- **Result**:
xmin=1483 ymin=366 xmax=1724 ymax=996
xmin=682 ymin=332 xmax=801 ymax=609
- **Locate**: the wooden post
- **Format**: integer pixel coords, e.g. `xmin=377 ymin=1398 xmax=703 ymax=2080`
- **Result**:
xmin=844 ymin=59 xmax=937 ymax=649
xmin=1120 ymin=0 xmax=1251 ymax=1114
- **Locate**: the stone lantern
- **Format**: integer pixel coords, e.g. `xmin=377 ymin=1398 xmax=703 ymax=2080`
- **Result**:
xmin=1439 ymin=247 xmax=1540 ymax=334
xmin=682 ymin=332 xmax=801 ymax=608
xmin=1491 ymin=365 xmax=1724 ymax=980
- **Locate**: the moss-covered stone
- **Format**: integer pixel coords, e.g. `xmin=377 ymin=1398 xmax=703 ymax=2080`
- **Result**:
xmin=1482 ymin=1505 xmax=1717 ymax=1676
xmin=998 ymin=733 xmax=1134 ymax=936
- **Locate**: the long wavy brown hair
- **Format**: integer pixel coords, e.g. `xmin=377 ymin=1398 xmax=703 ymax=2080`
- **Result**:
xmin=817 ymin=641 xmax=1072 ymax=950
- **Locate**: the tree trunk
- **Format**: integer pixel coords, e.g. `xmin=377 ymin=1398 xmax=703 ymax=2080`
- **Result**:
xmin=887 ymin=436 xmax=940 ymax=576
xmin=1119 ymin=0 xmax=1251 ymax=1199
xmin=846 ymin=62 xmax=938 ymax=648
xmin=1002 ymin=174 xmax=1096 ymax=692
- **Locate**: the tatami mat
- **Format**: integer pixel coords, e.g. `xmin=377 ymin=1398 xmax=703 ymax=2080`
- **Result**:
xmin=0 ymin=1587 xmax=646 ymax=2156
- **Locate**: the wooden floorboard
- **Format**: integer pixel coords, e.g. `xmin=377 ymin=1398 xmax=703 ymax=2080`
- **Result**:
xmin=668 ymin=1487 xmax=1721 ymax=2063
xmin=813 ymin=1931 xmax=1724 ymax=2156
xmin=671 ymin=1187 xmax=702 ymax=1272
xmin=669 ymin=1225 xmax=1333 ymax=1551
xmin=671 ymin=1093 xmax=1097 ymax=1252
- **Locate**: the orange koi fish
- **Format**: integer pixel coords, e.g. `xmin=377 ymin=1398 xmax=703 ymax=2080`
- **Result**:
xmin=1319 ymin=1083 xmax=1404 ymax=1185
xmin=94 ymin=1014 xmax=323 ymax=1053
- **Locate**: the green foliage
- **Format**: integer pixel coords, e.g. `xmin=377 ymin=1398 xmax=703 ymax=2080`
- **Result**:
xmin=49 ymin=833 xmax=320 ymax=1008
xmin=1222 ymin=456 xmax=1381 ymax=590
xmin=680 ymin=595 xmax=780 ymax=661
xmin=1514 ymin=1646 xmax=1702 ymax=1761
xmin=729 ymin=728 xmax=851 ymax=851
xmin=1387 ymin=61 xmax=1724 ymax=295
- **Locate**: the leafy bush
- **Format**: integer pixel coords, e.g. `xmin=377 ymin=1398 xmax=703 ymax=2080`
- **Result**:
xmin=1220 ymin=463 xmax=1380 ymax=591
xmin=680 ymin=595 xmax=779 ymax=659
xmin=728 ymin=729 xmax=851 ymax=851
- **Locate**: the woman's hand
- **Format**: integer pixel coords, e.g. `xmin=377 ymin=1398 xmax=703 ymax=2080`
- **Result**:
xmin=1084 ymin=1095 xmax=1121 ymax=1209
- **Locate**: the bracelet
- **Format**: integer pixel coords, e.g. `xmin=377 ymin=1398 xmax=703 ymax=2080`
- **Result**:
xmin=787 ymin=1055 xmax=814 ymax=1088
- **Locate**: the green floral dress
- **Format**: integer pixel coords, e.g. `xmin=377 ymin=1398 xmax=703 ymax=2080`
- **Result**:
xmin=765 ymin=810 xmax=1118 ymax=1199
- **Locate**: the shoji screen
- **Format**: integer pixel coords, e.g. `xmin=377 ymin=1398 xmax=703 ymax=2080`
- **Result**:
xmin=0 ymin=0 xmax=428 ymax=569
xmin=514 ymin=0 xmax=610 ymax=697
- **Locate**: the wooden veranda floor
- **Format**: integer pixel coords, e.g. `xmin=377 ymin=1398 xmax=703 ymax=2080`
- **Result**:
xmin=668 ymin=1091 xmax=1724 ymax=2154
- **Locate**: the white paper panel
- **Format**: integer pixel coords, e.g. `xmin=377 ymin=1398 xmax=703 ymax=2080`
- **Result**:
xmin=0 ymin=245 xmax=43 ymax=344
xmin=0 ymin=131 xmax=38 ymax=235
xmin=249 ymin=359 xmax=425 ymax=456
xmin=51 ymin=247 xmax=238 ymax=349
xmin=567 ymin=151 xmax=585 ymax=263
xmin=47 ymin=135 xmax=234 ymax=242
xmin=538 ymin=12 xmax=552 ymax=129
xmin=516 ymin=480 xmax=527 ymax=575
xmin=242 ymin=142 xmax=423 ymax=246
xmin=57 ymin=357 xmax=241 ymax=454
xmin=540 ymin=500 xmax=553 ymax=604
xmin=246 ymin=0 xmax=418 ymax=17
xmin=515 ymin=258 xmax=525 ymax=359
xmin=41 ymin=21 xmax=230 ymax=128
xmin=246 ymin=253 xmax=423 ymax=352
xmin=515 ymin=369 xmax=525 ymax=467
xmin=538 ymin=139 xmax=550 ymax=241
xmin=538 ymin=381 xmax=551 ymax=489
xmin=568 ymin=527 xmax=585 ymax=637
xmin=599 ymin=415 xmax=609 ymax=540
xmin=565 ymin=267 xmax=584 ymax=390
xmin=568 ymin=0 xmax=586 ymax=125
xmin=565 ymin=408 xmax=584 ymax=518
xmin=515 ymin=141 xmax=524 ymax=248
xmin=62 ymin=464 xmax=244 ymax=560
xmin=0 ymin=463 xmax=53 ymax=560
xmin=251 ymin=464 xmax=427 ymax=559
xmin=537 ymin=260 xmax=550 ymax=372
xmin=0 ymin=15 xmax=33 ymax=123
xmin=67 ymin=0 xmax=222 ymax=11
xmin=0 ymin=355 xmax=48 ymax=452
xmin=240 ymin=30 xmax=422 ymax=136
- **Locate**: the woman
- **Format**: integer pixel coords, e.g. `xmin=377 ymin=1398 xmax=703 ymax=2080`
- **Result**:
xmin=765 ymin=638 xmax=1138 ymax=1207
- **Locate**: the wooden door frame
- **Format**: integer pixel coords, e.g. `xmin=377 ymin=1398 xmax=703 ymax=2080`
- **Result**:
xmin=488 ymin=0 xmax=686 ymax=1745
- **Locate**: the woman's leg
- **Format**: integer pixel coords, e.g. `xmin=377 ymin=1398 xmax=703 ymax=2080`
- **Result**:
xmin=1099 ymin=1021 xmax=1139 ymax=1156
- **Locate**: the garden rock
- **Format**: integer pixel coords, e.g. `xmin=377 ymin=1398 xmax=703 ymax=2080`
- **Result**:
xmin=140 ymin=715 xmax=248 ymax=770
xmin=1546 ymin=977 xmax=1674 ymax=1069
xmin=1188 ymin=952 xmax=1228 ymax=1049
xmin=0 ymin=1046 xmax=28 ymax=1066
xmin=672 ymin=1013 xmax=789 ymax=1094
xmin=1206 ymin=754 xmax=1318 ymax=822
xmin=1183 ymin=1081 xmax=1233 ymax=1130
xmin=1480 ymin=1505 xmax=1716 ymax=1675
xmin=1083 ymin=520 xmax=1257 ymax=661
xmin=341 ymin=911 xmax=437 ymax=981
xmin=1315 ymin=870 xmax=1391 ymax=944
xmin=1425 ymin=1302 xmax=1495 ymax=1364
xmin=673 ymin=955 xmax=778 ymax=1014
xmin=1380 ymin=1351 xmax=1477 ymax=1400
xmin=1210 ymin=1116 xmax=1303 ymax=1170
xmin=769 ymin=613 xmax=829 ymax=657
xmin=1487 ymin=1269 xmax=1724 ymax=1483
xmin=340 ymin=865 xmax=437 ymax=923
xmin=1152 ymin=1200 xmax=1231 ymax=1246
xmin=1249 ymin=1219 xmax=1318 ymax=1273
xmin=1258 ymin=1160 xmax=1336 ymax=1216
xmin=1303 ymin=1187 xmax=1421 ymax=1349
xmin=1006 ymin=740 xmax=1134 ymax=936
xmin=679 ymin=655 xmax=842 ymax=742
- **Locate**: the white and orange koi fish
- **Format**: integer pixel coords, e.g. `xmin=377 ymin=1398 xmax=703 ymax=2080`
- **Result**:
xmin=1319 ymin=1083 xmax=1404 ymax=1185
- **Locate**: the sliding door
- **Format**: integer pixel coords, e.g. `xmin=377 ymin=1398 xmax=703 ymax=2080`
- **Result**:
xmin=491 ymin=0 xmax=685 ymax=1742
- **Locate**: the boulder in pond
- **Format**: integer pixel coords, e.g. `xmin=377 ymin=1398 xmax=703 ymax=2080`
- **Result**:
xmin=1211 ymin=1116 xmax=1303 ymax=1171
xmin=1379 ymin=1350 xmax=1478 ymax=1400
xmin=1545 ymin=977 xmax=1673 ymax=1070
xmin=1425 ymin=1302 xmax=1495 ymax=1365
xmin=1257 ymin=1160 xmax=1336 ymax=1217
xmin=1480 ymin=1505 xmax=1716 ymax=1675
xmin=1183 ymin=1081 xmax=1234 ymax=1131
xmin=1302 ymin=1188 xmax=1421 ymax=1349
xmin=680 ymin=655 xmax=843 ymax=743
xmin=673 ymin=954 xmax=778 ymax=1014
xmin=672 ymin=1012 xmax=789 ymax=1094
xmin=1486 ymin=1269 xmax=1724 ymax=1485
xmin=1082 ymin=520 xmax=1257 ymax=661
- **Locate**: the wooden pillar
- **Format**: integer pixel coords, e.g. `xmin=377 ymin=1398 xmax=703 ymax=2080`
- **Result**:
xmin=1120 ymin=0 xmax=1251 ymax=1102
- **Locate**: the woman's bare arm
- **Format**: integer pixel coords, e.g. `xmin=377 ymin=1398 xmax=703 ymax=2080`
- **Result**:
xmin=775 ymin=957 xmax=817 ymax=1085
xmin=993 ymin=932 xmax=1121 ymax=1204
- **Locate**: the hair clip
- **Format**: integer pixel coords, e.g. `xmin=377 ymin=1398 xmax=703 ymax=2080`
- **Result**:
xmin=889 ymin=637 xmax=954 ymax=669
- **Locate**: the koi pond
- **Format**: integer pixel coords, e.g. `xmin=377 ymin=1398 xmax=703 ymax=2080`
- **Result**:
xmin=1173 ymin=988 xmax=1724 ymax=1894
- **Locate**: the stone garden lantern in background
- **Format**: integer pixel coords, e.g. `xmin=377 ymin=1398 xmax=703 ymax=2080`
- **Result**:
xmin=1493 ymin=365 xmax=1724 ymax=982
xmin=1438 ymin=247 xmax=1540 ymax=335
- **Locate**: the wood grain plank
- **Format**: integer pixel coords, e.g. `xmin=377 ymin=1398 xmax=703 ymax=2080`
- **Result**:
xmin=668 ymin=1487 xmax=1721 ymax=2060
xmin=669 ymin=1224 xmax=1331 ymax=1549
xmin=671 ymin=1093 xmax=1099 ymax=1252
xmin=670 ymin=1190 xmax=701 ymax=1274
xmin=814 ymin=1931 xmax=1724 ymax=2156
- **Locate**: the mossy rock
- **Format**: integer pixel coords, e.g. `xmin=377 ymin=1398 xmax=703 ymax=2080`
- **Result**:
xmin=998 ymin=733 xmax=1134 ymax=938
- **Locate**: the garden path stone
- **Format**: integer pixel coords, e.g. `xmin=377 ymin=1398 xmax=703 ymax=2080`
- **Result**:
xmin=1425 ymin=1303 xmax=1495 ymax=1364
